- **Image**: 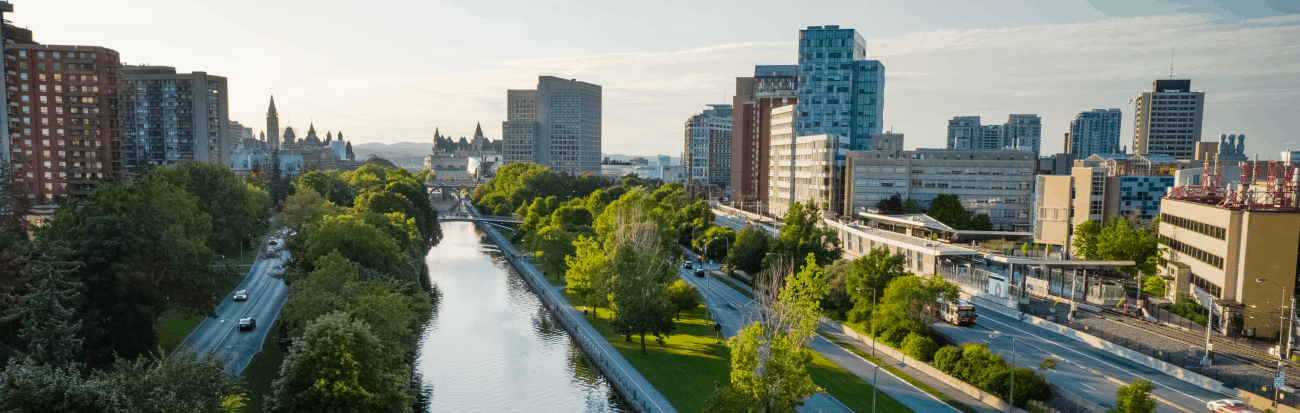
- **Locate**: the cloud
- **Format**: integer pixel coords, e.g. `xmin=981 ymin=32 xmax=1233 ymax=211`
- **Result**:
xmin=231 ymin=13 xmax=1300 ymax=160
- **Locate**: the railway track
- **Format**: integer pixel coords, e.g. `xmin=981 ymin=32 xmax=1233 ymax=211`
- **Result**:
xmin=1089 ymin=308 xmax=1300 ymax=387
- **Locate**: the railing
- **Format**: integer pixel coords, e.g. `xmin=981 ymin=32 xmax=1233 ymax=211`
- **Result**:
xmin=1142 ymin=300 xmax=1213 ymax=333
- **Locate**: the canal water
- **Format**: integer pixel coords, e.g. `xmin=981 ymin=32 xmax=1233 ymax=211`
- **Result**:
xmin=415 ymin=221 xmax=633 ymax=412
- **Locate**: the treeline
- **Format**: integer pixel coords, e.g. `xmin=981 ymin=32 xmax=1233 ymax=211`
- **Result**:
xmin=0 ymin=161 xmax=269 ymax=411
xmin=873 ymin=193 xmax=993 ymax=231
xmin=269 ymin=161 xmax=440 ymax=412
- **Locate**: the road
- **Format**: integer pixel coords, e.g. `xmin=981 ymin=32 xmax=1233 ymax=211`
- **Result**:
xmin=934 ymin=304 xmax=1224 ymax=413
xmin=676 ymin=262 xmax=960 ymax=413
xmin=180 ymin=240 xmax=290 ymax=375
xmin=712 ymin=211 xmax=779 ymax=235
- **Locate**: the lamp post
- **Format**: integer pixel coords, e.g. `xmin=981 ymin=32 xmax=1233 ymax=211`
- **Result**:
xmin=990 ymin=331 xmax=1017 ymax=413
xmin=857 ymin=286 xmax=878 ymax=413
xmin=1257 ymin=277 xmax=1290 ymax=407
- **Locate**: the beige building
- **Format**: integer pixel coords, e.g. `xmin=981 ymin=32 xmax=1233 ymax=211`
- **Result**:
xmin=1158 ymin=197 xmax=1300 ymax=334
xmin=1033 ymin=154 xmax=1178 ymax=249
xmin=846 ymin=133 xmax=1036 ymax=231
xmin=765 ymin=104 xmax=850 ymax=217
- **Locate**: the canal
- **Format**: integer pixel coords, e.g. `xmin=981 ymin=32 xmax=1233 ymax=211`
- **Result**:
xmin=414 ymin=221 xmax=633 ymax=412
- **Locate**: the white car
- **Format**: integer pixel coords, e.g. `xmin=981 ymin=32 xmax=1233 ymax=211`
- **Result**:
xmin=1206 ymin=399 xmax=1255 ymax=412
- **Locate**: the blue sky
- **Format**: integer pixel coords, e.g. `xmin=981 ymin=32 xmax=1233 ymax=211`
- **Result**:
xmin=15 ymin=0 xmax=1300 ymax=157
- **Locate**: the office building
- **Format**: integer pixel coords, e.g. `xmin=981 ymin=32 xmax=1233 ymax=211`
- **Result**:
xmin=8 ymin=41 xmax=122 ymax=205
xmin=121 ymin=66 xmax=229 ymax=171
xmin=795 ymin=25 xmax=884 ymax=151
xmin=1036 ymin=153 xmax=1075 ymax=176
xmin=1033 ymin=153 xmax=1178 ymax=248
xmin=229 ymin=120 xmax=253 ymax=149
xmin=947 ymin=114 xmax=1041 ymax=152
xmin=732 ymin=65 xmax=797 ymax=209
xmin=683 ymin=104 xmax=732 ymax=192
xmin=502 ymin=76 xmax=602 ymax=176
xmin=1284 ymin=150 xmax=1300 ymax=164
xmin=846 ymin=133 xmax=1036 ymax=231
xmin=1066 ymin=109 xmax=1122 ymax=157
xmin=767 ymin=104 xmax=850 ymax=217
xmin=657 ymin=155 xmax=671 ymax=166
xmin=1132 ymin=79 xmax=1205 ymax=159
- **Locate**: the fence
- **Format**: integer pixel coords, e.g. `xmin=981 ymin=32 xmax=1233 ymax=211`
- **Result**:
xmin=466 ymin=195 xmax=675 ymax=413
xmin=1142 ymin=299 xmax=1215 ymax=334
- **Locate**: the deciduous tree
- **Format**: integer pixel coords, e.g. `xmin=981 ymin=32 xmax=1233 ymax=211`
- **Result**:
xmin=270 ymin=312 xmax=413 ymax=413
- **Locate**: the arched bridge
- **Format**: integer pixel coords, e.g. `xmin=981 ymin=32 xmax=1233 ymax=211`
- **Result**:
xmin=440 ymin=213 xmax=522 ymax=224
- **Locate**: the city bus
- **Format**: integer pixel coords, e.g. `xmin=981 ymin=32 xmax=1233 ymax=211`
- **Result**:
xmin=939 ymin=300 xmax=977 ymax=326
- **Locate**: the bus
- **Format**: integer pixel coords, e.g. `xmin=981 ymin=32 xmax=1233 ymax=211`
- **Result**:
xmin=939 ymin=300 xmax=977 ymax=326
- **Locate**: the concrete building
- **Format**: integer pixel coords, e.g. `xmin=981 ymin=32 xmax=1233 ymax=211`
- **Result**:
xmin=8 ymin=41 xmax=122 ymax=206
xmin=502 ymin=76 xmax=602 ymax=176
xmin=1004 ymin=114 xmax=1042 ymax=154
xmin=1132 ymin=79 xmax=1205 ymax=159
xmin=660 ymin=165 xmax=687 ymax=185
xmin=1066 ymin=109 xmax=1122 ymax=157
xmin=657 ymin=155 xmax=671 ymax=166
xmin=683 ymin=104 xmax=732 ymax=193
xmin=120 ymin=66 xmax=229 ymax=171
xmin=946 ymin=116 xmax=982 ymax=150
xmin=1036 ymin=153 xmax=1075 ymax=175
xmin=767 ymin=104 xmax=850 ymax=217
xmin=0 ymin=2 xmax=19 ymax=167
xmin=795 ymin=25 xmax=884 ymax=151
xmin=1033 ymin=153 xmax=1178 ymax=248
xmin=846 ymin=133 xmax=1036 ymax=231
xmin=732 ymin=65 xmax=797 ymax=210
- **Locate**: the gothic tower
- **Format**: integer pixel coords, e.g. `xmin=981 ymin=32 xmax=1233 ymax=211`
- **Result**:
xmin=267 ymin=95 xmax=280 ymax=150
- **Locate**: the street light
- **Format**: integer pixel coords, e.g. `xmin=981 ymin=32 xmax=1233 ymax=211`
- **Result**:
xmin=857 ymin=286 xmax=879 ymax=413
xmin=990 ymin=331 xmax=1017 ymax=413
xmin=1256 ymin=277 xmax=1290 ymax=407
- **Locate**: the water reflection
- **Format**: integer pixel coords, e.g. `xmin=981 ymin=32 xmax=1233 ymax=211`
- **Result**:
xmin=416 ymin=222 xmax=632 ymax=412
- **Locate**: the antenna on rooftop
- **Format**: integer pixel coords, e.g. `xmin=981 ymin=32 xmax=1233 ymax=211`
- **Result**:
xmin=1169 ymin=47 xmax=1174 ymax=79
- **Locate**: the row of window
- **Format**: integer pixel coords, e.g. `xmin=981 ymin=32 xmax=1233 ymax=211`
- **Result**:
xmin=1160 ymin=213 xmax=1227 ymax=240
xmin=1159 ymin=235 xmax=1225 ymax=269
xmin=17 ymin=51 xmax=99 ymax=59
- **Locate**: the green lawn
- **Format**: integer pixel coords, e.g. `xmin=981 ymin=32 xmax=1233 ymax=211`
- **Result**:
xmin=241 ymin=320 xmax=286 ymax=413
xmin=155 ymin=308 xmax=207 ymax=353
xmin=819 ymin=332 xmax=982 ymax=413
xmin=561 ymin=291 xmax=912 ymax=413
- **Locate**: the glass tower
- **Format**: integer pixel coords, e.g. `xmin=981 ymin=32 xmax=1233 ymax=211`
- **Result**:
xmin=795 ymin=25 xmax=885 ymax=151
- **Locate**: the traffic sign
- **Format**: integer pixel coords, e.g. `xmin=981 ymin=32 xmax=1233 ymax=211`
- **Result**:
xmin=1276 ymin=371 xmax=1286 ymax=387
xmin=713 ymin=323 xmax=722 ymax=332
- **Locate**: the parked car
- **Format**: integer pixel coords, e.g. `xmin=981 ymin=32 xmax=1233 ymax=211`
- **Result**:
xmin=238 ymin=318 xmax=256 ymax=332
xmin=694 ymin=269 xmax=705 ymax=278
xmin=233 ymin=290 xmax=248 ymax=301
xmin=684 ymin=262 xmax=693 ymax=270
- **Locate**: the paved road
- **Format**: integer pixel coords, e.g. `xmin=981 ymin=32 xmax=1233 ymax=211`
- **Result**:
xmin=712 ymin=212 xmax=779 ymax=235
xmin=935 ymin=304 xmax=1223 ymax=413
xmin=181 ymin=240 xmax=290 ymax=375
xmin=676 ymin=262 xmax=960 ymax=413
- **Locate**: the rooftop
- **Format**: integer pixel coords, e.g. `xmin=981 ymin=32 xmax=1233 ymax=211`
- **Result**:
xmin=824 ymin=219 xmax=979 ymax=256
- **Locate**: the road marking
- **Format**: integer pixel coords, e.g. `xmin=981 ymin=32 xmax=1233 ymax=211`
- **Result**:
xmin=979 ymin=313 xmax=1208 ymax=407
xmin=1081 ymin=383 xmax=1096 ymax=391
xmin=1098 ymin=374 xmax=1198 ymax=413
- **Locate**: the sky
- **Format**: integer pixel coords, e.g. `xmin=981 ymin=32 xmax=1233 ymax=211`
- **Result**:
xmin=14 ymin=0 xmax=1300 ymax=158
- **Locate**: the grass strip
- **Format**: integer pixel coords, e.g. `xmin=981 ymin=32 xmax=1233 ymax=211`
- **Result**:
xmin=807 ymin=350 xmax=914 ymax=413
xmin=819 ymin=332 xmax=983 ymax=413
xmin=154 ymin=308 xmax=207 ymax=353
xmin=707 ymin=273 xmax=754 ymax=299
xmin=240 ymin=320 xmax=287 ymax=413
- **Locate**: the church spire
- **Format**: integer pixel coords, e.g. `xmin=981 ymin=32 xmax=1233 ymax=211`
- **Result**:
xmin=266 ymin=94 xmax=281 ymax=150
xmin=474 ymin=122 xmax=484 ymax=138
xmin=434 ymin=127 xmax=440 ymax=139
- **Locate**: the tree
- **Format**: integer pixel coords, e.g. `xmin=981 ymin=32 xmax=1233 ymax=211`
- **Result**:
xmin=668 ymin=279 xmax=702 ymax=320
xmin=528 ymin=224 xmax=583 ymax=280
xmin=100 ymin=349 xmax=248 ymax=413
xmin=726 ymin=225 xmax=771 ymax=275
xmin=270 ymin=312 xmax=413 ymax=413
xmin=565 ymin=236 xmax=610 ymax=314
xmin=901 ymin=198 xmax=923 ymax=214
xmin=875 ymin=193 xmax=904 ymax=215
xmin=876 ymin=275 xmax=958 ymax=333
xmin=1108 ymin=379 xmax=1156 ymax=413
xmin=607 ymin=239 xmax=676 ymax=355
xmin=2 ymin=246 xmax=84 ymax=366
xmin=302 ymin=214 xmax=411 ymax=282
xmin=277 ymin=188 xmax=344 ymax=230
xmin=927 ymin=194 xmax=969 ymax=230
xmin=844 ymin=247 xmax=908 ymax=325
xmin=695 ymin=226 xmax=736 ymax=262
xmin=1143 ymin=275 xmax=1166 ymax=298
xmin=767 ymin=202 xmax=841 ymax=268
xmin=151 ymin=161 xmax=271 ymax=253
xmin=1071 ymin=220 xmax=1101 ymax=259
xmin=1095 ymin=216 xmax=1161 ymax=277
xmin=296 ymin=170 xmax=357 ymax=207
xmin=0 ymin=358 xmax=133 ymax=412
xmin=970 ymin=213 xmax=993 ymax=231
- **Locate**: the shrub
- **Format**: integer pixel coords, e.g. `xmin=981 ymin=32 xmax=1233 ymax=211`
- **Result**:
xmin=879 ymin=325 xmax=910 ymax=348
xmin=987 ymin=367 xmax=1051 ymax=407
xmin=934 ymin=346 xmax=963 ymax=374
xmin=902 ymin=333 xmax=938 ymax=362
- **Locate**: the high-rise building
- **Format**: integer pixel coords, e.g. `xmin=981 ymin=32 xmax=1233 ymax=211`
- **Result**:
xmin=657 ymin=155 xmax=671 ymax=166
xmin=946 ymin=116 xmax=982 ymax=149
xmin=683 ymin=104 xmax=732 ymax=192
xmin=8 ymin=41 xmax=122 ymax=205
xmin=121 ymin=66 xmax=229 ymax=171
xmin=795 ymin=25 xmax=884 ymax=151
xmin=1066 ymin=109 xmax=1123 ymax=157
xmin=979 ymin=125 xmax=1003 ymax=149
xmin=1003 ymin=114 xmax=1041 ymax=153
xmin=1132 ymin=79 xmax=1205 ymax=159
xmin=0 ymin=2 xmax=15 ymax=167
xmin=767 ymin=104 xmax=850 ymax=217
xmin=502 ymin=76 xmax=602 ymax=176
xmin=229 ymin=120 xmax=253 ymax=149
xmin=732 ymin=65 xmax=797 ymax=209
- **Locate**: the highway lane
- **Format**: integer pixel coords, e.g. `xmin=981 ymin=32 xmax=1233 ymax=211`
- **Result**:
xmin=934 ymin=305 xmax=1222 ymax=413
xmin=712 ymin=212 xmax=779 ymax=235
xmin=676 ymin=263 xmax=959 ymax=413
xmin=181 ymin=238 xmax=290 ymax=375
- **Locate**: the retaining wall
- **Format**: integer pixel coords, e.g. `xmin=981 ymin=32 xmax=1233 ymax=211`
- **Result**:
xmin=463 ymin=197 xmax=677 ymax=413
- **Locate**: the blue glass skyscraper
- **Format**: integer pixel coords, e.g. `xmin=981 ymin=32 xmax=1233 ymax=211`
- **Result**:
xmin=795 ymin=25 xmax=885 ymax=151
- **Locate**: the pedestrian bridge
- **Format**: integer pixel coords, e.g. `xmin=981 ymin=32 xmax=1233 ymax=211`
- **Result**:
xmin=440 ymin=213 xmax=523 ymax=224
